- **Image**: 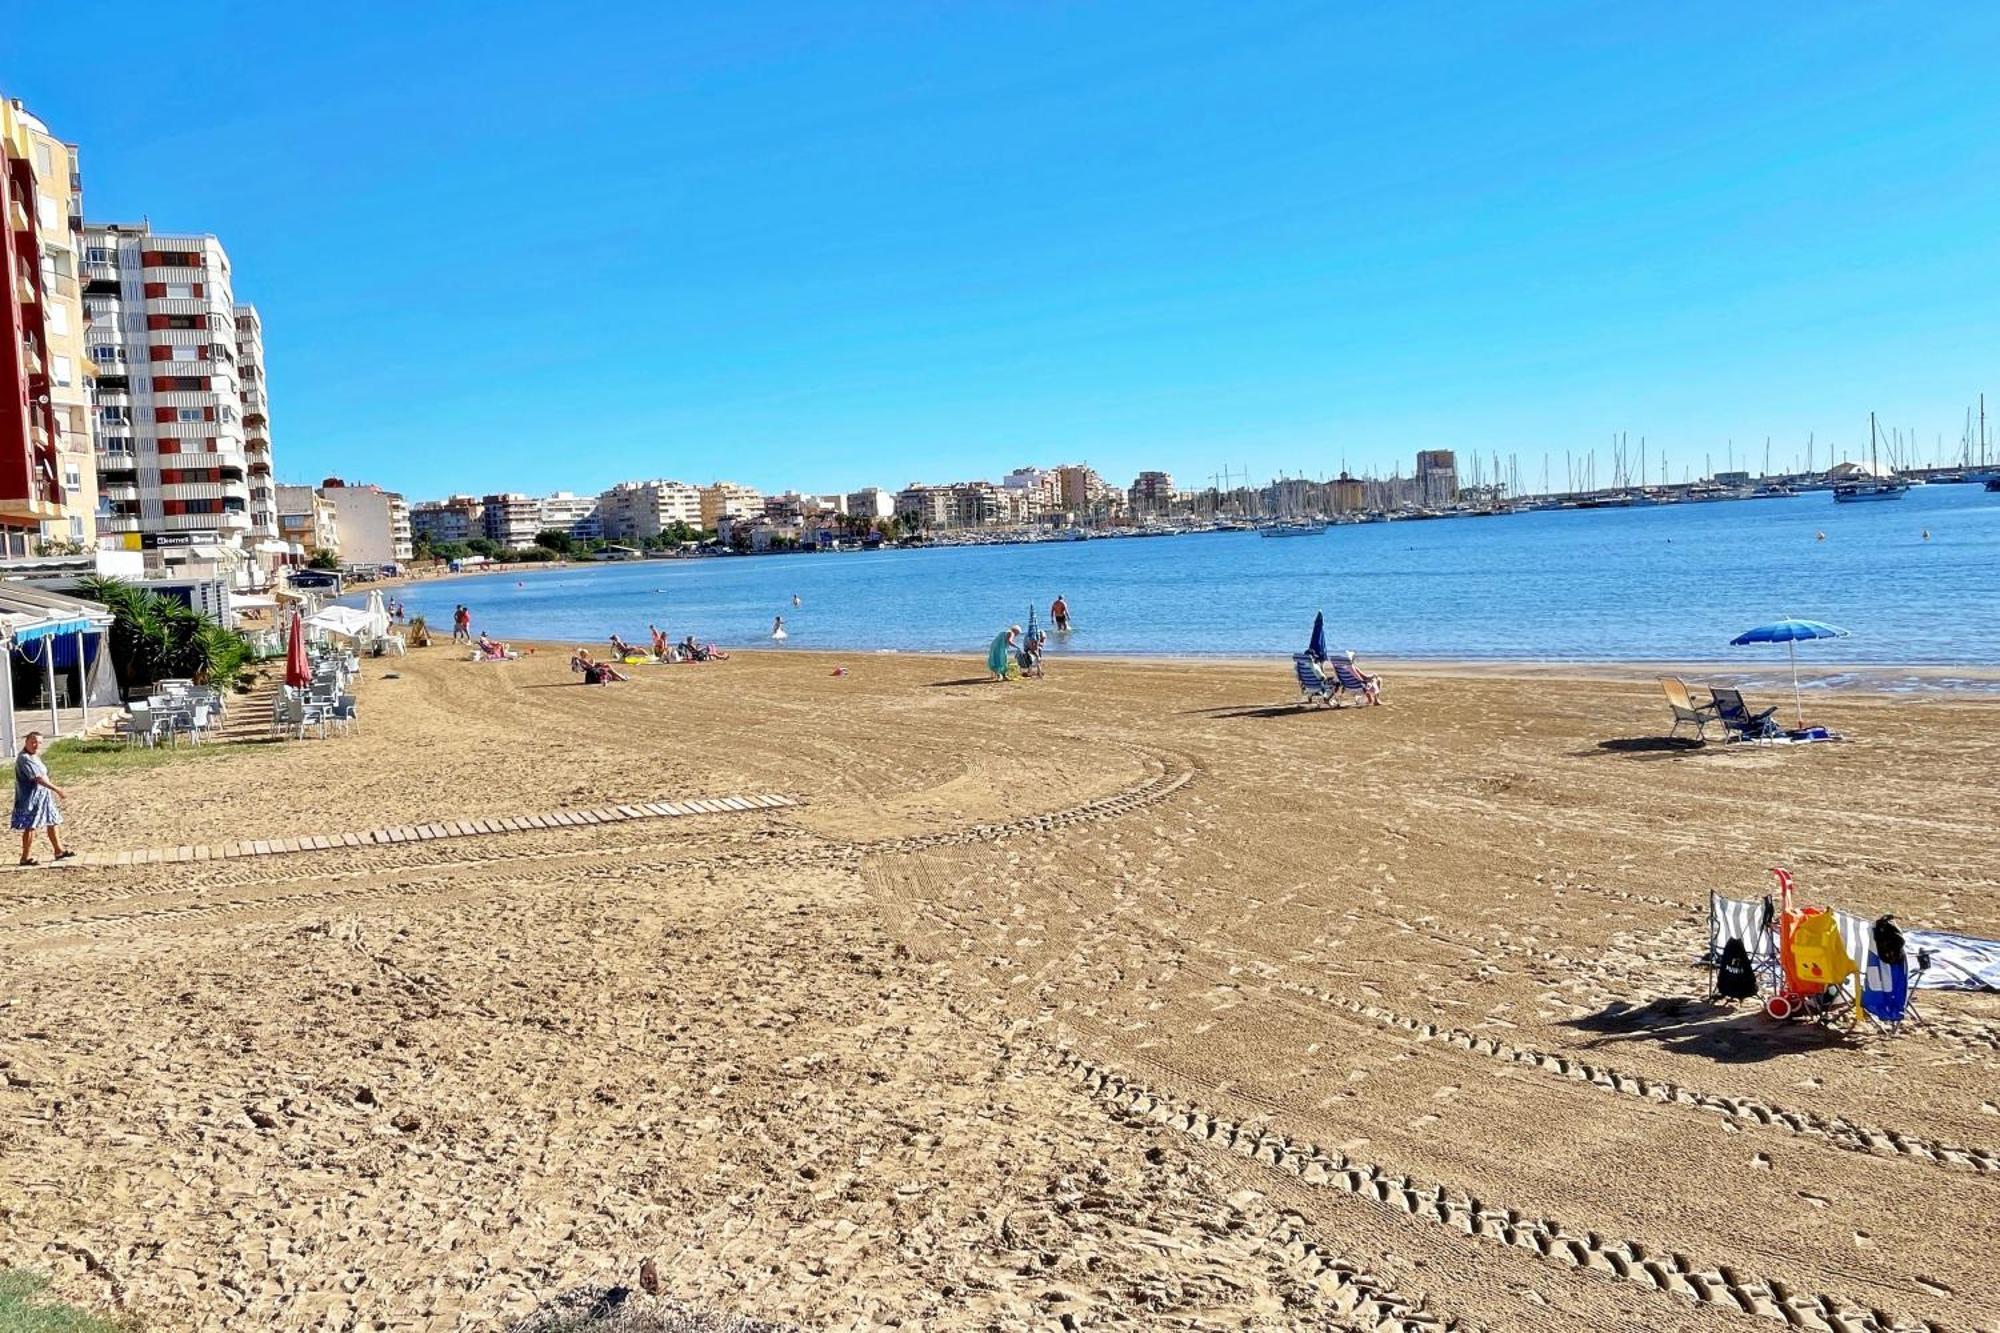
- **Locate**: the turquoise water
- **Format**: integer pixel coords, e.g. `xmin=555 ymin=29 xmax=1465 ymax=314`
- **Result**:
xmin=384 ymin=484 xmax=1999 ymax=665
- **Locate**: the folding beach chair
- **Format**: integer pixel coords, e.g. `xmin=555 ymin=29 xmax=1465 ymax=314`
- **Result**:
xmin=1330 ymin=660 xmax=1382 ymax=705
xmin=1702 ymin=890 xmax=1778 ymax=1000
xmin=1292 ymin=654 xmax=1336 ymax=708
xmin=1660 ymin=676 xmax=1719 ymax=739
xmin=1710 ymin=687 xmax=1782 ymax=741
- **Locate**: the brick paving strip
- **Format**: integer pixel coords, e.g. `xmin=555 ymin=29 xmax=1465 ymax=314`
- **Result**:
xmin=10 ymin=794 xmax=799 ymax=872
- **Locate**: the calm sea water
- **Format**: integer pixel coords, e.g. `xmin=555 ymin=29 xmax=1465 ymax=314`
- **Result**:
xmin=383 ymin=484 xmax=1999 ymax=665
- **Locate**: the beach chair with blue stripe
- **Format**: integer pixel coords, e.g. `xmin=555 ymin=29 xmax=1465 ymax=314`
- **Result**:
xmin=1701 ymin=891 xmax=1779 ymax=998
xmin=1292 ymin=654 xmax=1336 ymax=708
xmin=1330 ymin=659 xmax=1382 ymax=705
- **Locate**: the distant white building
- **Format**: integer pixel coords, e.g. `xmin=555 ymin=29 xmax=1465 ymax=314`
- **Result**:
xmin=318 ymin=478 xmax=411 ymax=566
xmin=538 ymin=491 xmax=601 ymax=540
xmin=845 ymin=486 xmax=894 ymax=520
xmin=597 ymin=479 xmax=701 ymax=541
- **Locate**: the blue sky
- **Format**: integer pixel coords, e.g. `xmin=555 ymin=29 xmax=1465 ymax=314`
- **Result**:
xmin=10 ymin=3 xmax=2000 ymax=499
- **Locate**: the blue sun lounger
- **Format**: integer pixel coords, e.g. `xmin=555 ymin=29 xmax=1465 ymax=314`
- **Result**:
xmin=1292 ymin=654 xmax=1335 ymax=708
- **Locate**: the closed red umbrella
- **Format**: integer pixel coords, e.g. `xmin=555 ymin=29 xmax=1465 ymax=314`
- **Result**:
xmin=285 ymin=607 xmax=311 ymax=689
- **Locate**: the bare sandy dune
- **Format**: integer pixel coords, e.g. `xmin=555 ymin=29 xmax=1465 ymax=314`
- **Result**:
xmin=2 ymin=646 xmax=1995 ymax=1331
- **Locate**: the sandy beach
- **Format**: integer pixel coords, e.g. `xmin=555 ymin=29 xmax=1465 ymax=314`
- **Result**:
xmin=3 ymin=647 xmax=1997 ymax=1331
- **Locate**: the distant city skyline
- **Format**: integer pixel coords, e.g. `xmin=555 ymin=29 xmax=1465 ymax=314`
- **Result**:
xmin=11 ymin=3 xmax=2000 ymax=499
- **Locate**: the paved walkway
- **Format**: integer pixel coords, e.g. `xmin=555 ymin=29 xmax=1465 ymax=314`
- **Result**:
xmin=13 ymin=793 xmax=799 ymax=871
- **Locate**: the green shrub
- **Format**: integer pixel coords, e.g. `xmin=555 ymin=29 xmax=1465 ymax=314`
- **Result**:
xmin=0 ymin=1270 xmax=133 ymax=1331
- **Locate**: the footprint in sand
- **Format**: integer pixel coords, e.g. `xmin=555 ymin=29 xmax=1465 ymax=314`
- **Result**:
xmin=1912 ymin=1276 xmax=1953 ymax=1296
xmin=1853 ymin=1231 xmax=1873 ymax=1249
xmin=1750 ymin=1153 xmax=1771 ymax=1170
xmin=1798 ymin=1191 xmax=1829 ymax=1208
xmin=1407 ymin=1113 xmax=1441 ymax=1129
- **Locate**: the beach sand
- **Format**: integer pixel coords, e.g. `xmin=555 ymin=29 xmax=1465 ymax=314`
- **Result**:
xmin=2 ymin=647 xmax=1996 ymax=1331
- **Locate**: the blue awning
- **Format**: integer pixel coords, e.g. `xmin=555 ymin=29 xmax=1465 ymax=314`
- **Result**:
xmin=13 ymin=617 xmax=94 ymax=644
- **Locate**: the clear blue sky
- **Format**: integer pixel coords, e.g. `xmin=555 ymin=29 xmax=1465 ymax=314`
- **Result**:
xmin=10 ymin=3 xmax=2000 ymax=499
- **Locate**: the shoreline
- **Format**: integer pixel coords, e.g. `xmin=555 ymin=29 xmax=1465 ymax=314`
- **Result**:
xmin=479 ymin=640 xmax=2000 ymax=696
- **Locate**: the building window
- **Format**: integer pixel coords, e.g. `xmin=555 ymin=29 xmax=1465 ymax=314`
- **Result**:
xmin=85 ymin=246 xmax=113 ymax=264
xmin=63 ymin=465 xmax=81 ymax=492
xmin=51 ymin=355 xmax=73 ymax=387
xmin=68 ymin=516 xmax=84 ymax=542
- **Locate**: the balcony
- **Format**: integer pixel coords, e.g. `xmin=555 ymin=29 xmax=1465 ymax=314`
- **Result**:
xmin=144 ymin=296 xmax=230 ymax=317
xmin=161 ymin=481 xmax=246 ymax=503
xmin=8 ymin=197 xmax=29 ymax=232
xmin=156 ymin=511 xmax=252 ymax=533
xmin=100 ymin=481 xmax=141 ymax=502
xmin=97 ymin=513 xmax=143 ymax=534
xmin=16 ymin=269 xmax=38 ymax=304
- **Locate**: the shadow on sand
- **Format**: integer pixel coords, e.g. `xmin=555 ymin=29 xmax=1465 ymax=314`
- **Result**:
xmin=1181 ymin=703 xmax=1355 ymax=720
xmin=928 ymin=677 xmax=1000 ymax=688
xmin=1562 ymin=996 xmax=1842 ymax=1063
xmin=1580 ymin=736 xmax=1711 ymax=760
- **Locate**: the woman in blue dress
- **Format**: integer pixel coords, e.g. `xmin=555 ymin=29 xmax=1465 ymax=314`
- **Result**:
xmin=13 ymin=732 xmax=71 ymax=866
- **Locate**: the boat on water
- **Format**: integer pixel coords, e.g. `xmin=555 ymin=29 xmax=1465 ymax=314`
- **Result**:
xmin=1832 ymin=413 xmax=1909 ymax=503
xmin=1256 ymin=519 xmax=1327 ymax=537
xmin=1753 ymin=482 xmax=1797 ymax=497
xmin=1985 ymin=477 xmax=2000 ymax=493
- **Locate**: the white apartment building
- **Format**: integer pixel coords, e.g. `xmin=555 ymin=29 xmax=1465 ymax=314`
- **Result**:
xmin=82 ymin=222 xmax=253 ymax=552
xmin=845 ymin=487 xmax=894 ymax=521
xmin=538 ymin=490 xmax=601 ymax=540
xmin=234 ymin=304 xmax=277 ymax=540
xmin=319 ymin=477 xmax=411 ymax=566
xmin=480 ymin=492 xmax=541 ymax=549
xmin=597 ymin=479 xmax=700 ymax=541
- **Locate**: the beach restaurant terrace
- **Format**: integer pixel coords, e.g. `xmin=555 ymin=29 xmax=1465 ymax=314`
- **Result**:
xmin=0 ymin=583 xmax=120 ymax=756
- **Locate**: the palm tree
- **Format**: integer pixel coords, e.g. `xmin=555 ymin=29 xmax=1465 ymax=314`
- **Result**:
xmin=72 ymin=575 xmax=250 ymax=693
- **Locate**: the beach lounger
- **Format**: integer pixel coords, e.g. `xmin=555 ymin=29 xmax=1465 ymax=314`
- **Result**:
xmin=1710 ymin=687 xmax=1780 ymax=742
xmin=1329 ymin=660 xmax=1382 ymax=704
xmin=1292 ymin=654 xmax=1335 ymax=708
xmin=1659 ymin=676 xmax=1718 ymax=739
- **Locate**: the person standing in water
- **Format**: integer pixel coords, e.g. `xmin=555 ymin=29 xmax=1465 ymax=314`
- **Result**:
xmin=1051 ymin=594 xmax=1070 ymax=632
xmin=771 ymin=615 xmax=787 ymax=641
xmin=791 ymin=594 xmax=801 ymax=608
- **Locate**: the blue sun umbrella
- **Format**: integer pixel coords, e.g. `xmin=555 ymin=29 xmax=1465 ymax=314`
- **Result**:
xmin=1306 ymin=610 xmax=1327 ymax=662
xmin=1729 ymin=619 xmax=1851 ymax=727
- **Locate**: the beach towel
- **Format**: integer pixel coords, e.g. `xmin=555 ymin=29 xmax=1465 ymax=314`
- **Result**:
xmin=1904 ymin=929 xmax=2000 ymax=992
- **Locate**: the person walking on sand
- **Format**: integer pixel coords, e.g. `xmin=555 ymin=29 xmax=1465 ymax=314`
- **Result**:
xmin=1051 ymin=594 xmax=1070 ymax=633
xmin=452 ymin=605 xmax=471 ymax=643
xmin=13 ymin=732 xmax=71 ymax=866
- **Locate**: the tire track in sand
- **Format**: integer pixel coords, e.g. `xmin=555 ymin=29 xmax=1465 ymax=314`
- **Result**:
xmin=1059 ymin=1051 xmax=1955 ymax=1333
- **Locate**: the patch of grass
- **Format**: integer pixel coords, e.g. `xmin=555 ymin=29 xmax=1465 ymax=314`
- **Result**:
xmin=43 ymin=736 xmax=244 ymax=781
xmin=0 ymin=1271 xmax=133 ymax=1332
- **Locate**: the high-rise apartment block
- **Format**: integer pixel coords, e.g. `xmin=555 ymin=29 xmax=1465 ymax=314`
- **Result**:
xmin=596 ymin=480 xmax=699 ymax=541
xmin=1 ymin=99 xmax=84 ymax=556
xmin=698 ymin=481 xmax=762 ymax=530
xmin=82 ymin=221 xmax=254 ymax=551
xmin=1416 ymin=449 xmax=1458 ymax=507
xmin=538 ymin=491 xmax=601 ymax=540
xmin=1128 ymin=470 xmax=1174 ymax=513
xmin=479 ymin=492 xmax=540 ymax=550
xmin=234 ymin=304 xmax=276 ymax=540
xmin=409 ymin=494 xmax=482 ymax=547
